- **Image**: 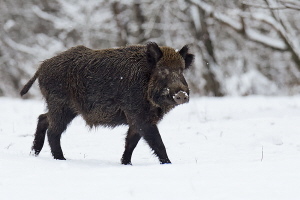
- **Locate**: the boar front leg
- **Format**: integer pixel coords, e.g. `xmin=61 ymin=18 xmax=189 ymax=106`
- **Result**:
xmin=138 ymin=123 xmax=171 ymax=164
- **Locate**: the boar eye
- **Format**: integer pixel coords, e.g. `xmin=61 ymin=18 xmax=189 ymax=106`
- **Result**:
xmin=161 ymin=88 xmax=170 ymax=95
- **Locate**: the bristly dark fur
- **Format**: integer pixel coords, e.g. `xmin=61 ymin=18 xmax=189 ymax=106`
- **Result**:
xmin=21 ymin=42 xmax=194 ymax=165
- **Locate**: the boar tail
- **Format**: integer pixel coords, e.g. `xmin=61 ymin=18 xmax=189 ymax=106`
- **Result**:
xmin=20 ymin=70 xmax=39 ymax=96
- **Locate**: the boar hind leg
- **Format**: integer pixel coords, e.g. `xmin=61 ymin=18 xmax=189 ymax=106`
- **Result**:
xmin=47 ymin=106 xmax=77 ymax=160
xmin=121 ymin=127 xmax=141 ymax=165
xmin=139 ymin=124 xmax=171 ymax=164
xmin=31 ymin=113 xmax=49 ymax=156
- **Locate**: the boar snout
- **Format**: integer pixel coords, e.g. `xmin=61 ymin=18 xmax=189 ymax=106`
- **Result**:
xmin=173 ymin=91 xmax=189 ymax=105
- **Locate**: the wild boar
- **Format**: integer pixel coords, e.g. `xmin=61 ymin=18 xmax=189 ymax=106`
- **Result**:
xmin=20 ymin=42 xmax=194 ymax=164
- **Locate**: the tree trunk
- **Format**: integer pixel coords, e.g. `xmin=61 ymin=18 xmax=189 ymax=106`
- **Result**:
xmin=194 ymin=6 xmax=224 ymax=96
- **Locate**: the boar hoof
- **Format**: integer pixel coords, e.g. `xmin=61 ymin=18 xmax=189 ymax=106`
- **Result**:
xmin=52 ymin=152 xmax=66 ymax=160
xmin=122 ymin=162 xmax=132 ymax=165
xmin=54 ymin=157 xmax=66 ymax=160
xmin=30 ymin=149 xmax=40 ymax=157
xmin=160 ymin=158 xmax=172 ymax=164
xmin=121 ymin=161 xmax=132 ymax=165
xmin=121 ymin=158 xmax=132 ymax=165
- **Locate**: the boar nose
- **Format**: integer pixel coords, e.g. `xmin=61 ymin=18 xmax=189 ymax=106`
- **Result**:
xmin=173 ymin=91 xmax=189 ymax=105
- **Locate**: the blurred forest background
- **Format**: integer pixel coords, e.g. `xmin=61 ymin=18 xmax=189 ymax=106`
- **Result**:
xmin=1 ymin=0 xmax=300 ymax=97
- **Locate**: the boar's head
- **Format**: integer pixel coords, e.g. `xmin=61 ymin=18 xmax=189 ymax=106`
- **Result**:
xmin=146 ymin=42 xmax=194 ymax=108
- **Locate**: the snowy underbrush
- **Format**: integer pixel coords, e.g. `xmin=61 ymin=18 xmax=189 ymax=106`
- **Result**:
xmin=0 ymin=96 xmax=300 ymax=200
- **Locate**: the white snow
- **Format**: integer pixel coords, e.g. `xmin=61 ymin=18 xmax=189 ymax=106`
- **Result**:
xmin=1 ymin=96 xmax=300 ymax=200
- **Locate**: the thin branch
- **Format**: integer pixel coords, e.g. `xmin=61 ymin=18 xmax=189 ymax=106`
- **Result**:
xmin=32 ymin=5 xmax=60 ymax=24
xmin=3 ymin=36 xmax=39 ymax=55
xmin=279 ymin=0 xmax=300 ymax=10
xmin=242 ymin=0 xmax=300 ymax=10
xmin=242 ymin=1 xmax=286 ymax=10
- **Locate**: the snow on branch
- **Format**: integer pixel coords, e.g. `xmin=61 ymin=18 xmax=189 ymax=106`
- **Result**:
xmin=242 ymin=0 xmax=300 ymax=10
xmin=32 ymin=5 xmax=60 ymax=24
xmin=3 ymin=36 xmax=39 ymax=55
xmin=250 ymin=12 xmax=283 ymax=32
xmin=242 ymin=1 xmax=285 ymax=10
xmin=245 ymin=28 xmax=286 ymax=50
xmin=279 ymin=0 xmax=300 ymax=10
xmin=249 ymin=12 xmax=289 ymax=49
xmin=188 ymin=0 xmax=242 ymax=31
xmin=188 ymin=0 xmax=287 ymax=51
xmin=213 ymin=12 xmax=243 ymax=31
xmin=262 ymin=0 xmax=300 ymax=69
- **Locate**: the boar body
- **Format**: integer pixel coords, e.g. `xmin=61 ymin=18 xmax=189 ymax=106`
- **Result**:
xmin=21 ymin=42 xmax=194 ymax=165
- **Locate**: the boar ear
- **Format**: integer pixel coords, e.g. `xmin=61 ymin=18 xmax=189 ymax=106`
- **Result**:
xmin=146 ymin=42 xmax=163 ymax=66
xmin=179 ymin=45 xmax=194 ymax=69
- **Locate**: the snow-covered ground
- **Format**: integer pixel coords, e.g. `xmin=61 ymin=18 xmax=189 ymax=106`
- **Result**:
xmin=1 ymin=96 xmax=300 ymax=200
